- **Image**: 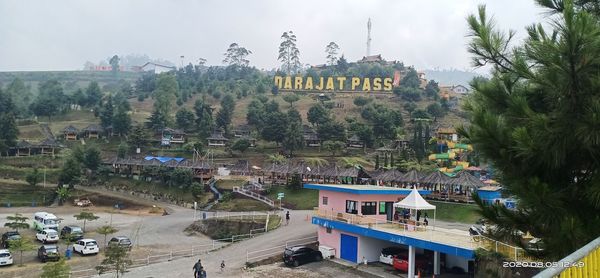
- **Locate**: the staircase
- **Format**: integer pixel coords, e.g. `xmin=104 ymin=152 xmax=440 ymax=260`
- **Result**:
xmin=232 ymin=186 xmax=275 ymax=207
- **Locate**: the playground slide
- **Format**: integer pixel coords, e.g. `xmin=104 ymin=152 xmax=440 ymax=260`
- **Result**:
xmin=447 ymin=141 xmax=473 ymax=151
xmin=428 ymin=152 xmax=456 ymax=161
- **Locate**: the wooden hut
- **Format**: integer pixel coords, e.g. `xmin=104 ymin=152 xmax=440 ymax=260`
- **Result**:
xmin=14 ymin=140 xmax=32 ymax=156
xmin=303 ymin=132 xmax=321 ymax=147
xmin=207 ymin=131 xmax=229 ymax=147
xmin=161 ymin=128 xmax=186 ymax=145
xmin=63 ymin=125 xmax=79 ymax=140
xmin=82 ymin=124 xmax=104 ymax=139
xmin=346 ymin=135 xmax=364 ymax=148
xmin=233 ymin=125 xmax=251 ymax=137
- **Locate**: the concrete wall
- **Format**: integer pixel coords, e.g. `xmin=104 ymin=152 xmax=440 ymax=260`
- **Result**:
xmin=318 ymin=226 xmax=341 ymax=257
xmin=318 ymin=190 xmax=408 ymax=220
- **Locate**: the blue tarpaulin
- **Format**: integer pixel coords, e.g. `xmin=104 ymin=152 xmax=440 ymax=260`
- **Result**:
xmin=144 ymin=156 xmax=185 ymax=163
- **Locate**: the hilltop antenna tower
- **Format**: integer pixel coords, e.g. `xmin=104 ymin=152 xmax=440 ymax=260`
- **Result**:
xmin=366 ymin=18 xmax=372 ymax=56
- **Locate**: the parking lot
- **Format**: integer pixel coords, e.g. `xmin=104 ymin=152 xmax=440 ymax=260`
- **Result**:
xmin=0 ymin=195 xmax=214 ymax=277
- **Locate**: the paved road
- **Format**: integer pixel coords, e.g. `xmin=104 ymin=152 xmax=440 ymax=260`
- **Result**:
xmin=100 ymin=210 xmax=317 ymax=278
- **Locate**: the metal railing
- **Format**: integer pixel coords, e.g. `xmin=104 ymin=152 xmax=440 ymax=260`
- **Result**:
xmin=69 ymin=231 xmax=267 ymax=278
xmin=312 ymin=208 xmax=526 ymax=254
xmin=232 ymin=186 xmax=275 ymax=207
xmin=209 ymin=210 xmax=277 ymax=220
xmin=534 ymin=236 xmax=600 ymax=278
xmin=245 ymin=235 xmax=319 ymax=263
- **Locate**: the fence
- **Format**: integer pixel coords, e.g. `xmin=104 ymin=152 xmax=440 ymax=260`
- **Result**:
xmin=69 ymin=231 xmax=268 ymax=278
xmin=534 ymin=236 xmax=600 ymax=278
xmin=209 ymin=210 xmax=278 ymax=221
xmin=232 ymin=186 xmax=275 ymax=207
xmin=313 ymin=207 xmax=529 ymax=256
xmin=245 ymin=235 xmax=319 ymax=264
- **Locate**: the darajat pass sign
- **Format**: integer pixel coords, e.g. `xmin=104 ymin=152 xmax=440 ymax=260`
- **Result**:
xmin=274 ymin=75 xmax=394 ymax=92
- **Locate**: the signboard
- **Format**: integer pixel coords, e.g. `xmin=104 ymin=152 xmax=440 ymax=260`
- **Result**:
xmin=277 ymin=193 xmax=285 ymax=200
xmin=274 ymin=75 xmax=393 ymax=92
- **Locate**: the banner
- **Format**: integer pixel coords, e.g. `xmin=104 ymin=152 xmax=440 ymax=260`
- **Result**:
xmin=274 ymin=75 xmax=393 ymax=92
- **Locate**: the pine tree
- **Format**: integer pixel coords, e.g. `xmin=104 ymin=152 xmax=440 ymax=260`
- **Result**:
xmin=464 ymin=1 xmax=600 ymax=259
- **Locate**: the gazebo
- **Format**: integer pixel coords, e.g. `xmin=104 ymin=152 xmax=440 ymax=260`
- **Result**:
xmin=394 ymin=187 xmax=437 ymax=230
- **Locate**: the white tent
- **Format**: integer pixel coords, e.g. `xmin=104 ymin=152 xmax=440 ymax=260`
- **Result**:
xmin=394 ymin=187 xmax=437 ymax=230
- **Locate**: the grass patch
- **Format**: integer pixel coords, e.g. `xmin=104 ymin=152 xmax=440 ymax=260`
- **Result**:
xmin=266 ymin=187 xmax=318 ymax=210
xmin=0 ymin=165 xmax=61 ymax=183
xmin=215 ymin=179 xmax=247 ymax=190
xmin=0 ymin=182 xmax=55 ymax=207
xmin=211 ymin=197 xmax=272 ymax=212
xmin=105 ymin=177 xmax=207 ymax=204
xmin=429 ymin=201 xmax=481 ymax=224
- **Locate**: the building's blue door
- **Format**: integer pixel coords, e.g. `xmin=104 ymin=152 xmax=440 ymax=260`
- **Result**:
xmin=340 ymin=234 xmax=358 ymax=263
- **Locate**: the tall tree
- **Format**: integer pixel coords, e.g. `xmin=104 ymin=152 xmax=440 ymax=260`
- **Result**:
xmin=282 ymin=109 xmax=304 ymax=156
xmin=5 ymin=78 xmax=32 ymax=117
xmin=30 ymin=80 xmax=66 ymax=122
xmin=112 ymin=107 xmax=131 ymax=136
xmin=325 ymin=42 xmax=340 ymax=66
xmin=99 ymin=95 xmax=114 ymax=129
xmin=8 ymin=237 xmax=35 ymax=266
xmin=400 ymin=67 xmax=421 ymax=89
xmin=194 ymin=98 xmax=214 ymax=138
xmin=128 ymin=126 xmax=148 ymax=149
xmin=216 ymin=94 xmax=235 ymax=132
xmin=307 ymin=104 xmax=330 ymax=126
xmin=336 ymin=55 xmax=350 ymax=74
xmin=85 ymin=81 xmax=102 ymax=107
xmin=109 ymin=55 xmax=120 ymax=73
xmin=0 ymin=88 xmax=18 ymax=153
xmin=424 ymin=80 xmax=440 ymax=99
xmin=223 ymin=43 xmax=252 ymax=67
xmin=463 ymin=1 xmax=600 ymax=259
xmin=149 ymin=74 xmax=179 ymax=130
xmin=175 ymin=108 xmax=195 ymax=132
xmin=278 ymin=31 xmax=301 ymax=74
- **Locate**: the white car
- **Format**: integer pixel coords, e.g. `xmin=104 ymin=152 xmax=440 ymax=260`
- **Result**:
xmin=0 ymin=249 xmax=13 ymax=266
xmin=73 ymin=239 xmax=99 ymax=255
xmin=379 ymin=246 xmax=406 ymax=265
xmin=36 ymin=229 xmax=59 ymax=243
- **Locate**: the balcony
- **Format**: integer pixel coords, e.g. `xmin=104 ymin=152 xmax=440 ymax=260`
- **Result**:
xmin=313 ymin=207 xmax=531 ymax=261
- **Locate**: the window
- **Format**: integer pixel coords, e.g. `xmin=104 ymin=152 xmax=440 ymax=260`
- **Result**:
xmin=379 ymin=202 xmax=387 ymax=214
xmin=361 ymin=201 xmax=377 ymax=215
xmin=346 ymin=200 xmax=358 ymax=214
xmin=326 ymin=227 xmax=332 ymax=233
xmin=322 ymin=196 xmax=328 ymax=205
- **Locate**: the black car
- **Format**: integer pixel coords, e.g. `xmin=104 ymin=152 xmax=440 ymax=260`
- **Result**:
xmin=38 ymin=245 xmax=60 ymax=262
xmin=1 ymin=231 xmax=21 ymax=248
xmin=60 ymin=226 xmax=84 ymax=241
xmin=283 ymin=246 xmax=322 ymax=267
xmin=108 ymin=236 xmax=132 ymax=250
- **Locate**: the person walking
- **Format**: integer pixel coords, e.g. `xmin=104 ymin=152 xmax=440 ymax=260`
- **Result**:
xmin=220 ymin=260 xmax=225 ymax=272
xmin=285 ymin=210 xmax=290 ymax=226
xmin=193 ymin=259 xmax=203 ymax=278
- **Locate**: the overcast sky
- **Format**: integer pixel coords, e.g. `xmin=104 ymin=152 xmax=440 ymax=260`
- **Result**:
xmin=0 ymin=0 xmax=546 ymax=72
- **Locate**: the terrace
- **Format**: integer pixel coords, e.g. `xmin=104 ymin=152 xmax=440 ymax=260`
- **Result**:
xmin=312 ymin=207 xmax=533 ymax=261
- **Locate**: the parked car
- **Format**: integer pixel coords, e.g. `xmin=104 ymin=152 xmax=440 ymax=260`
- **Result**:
xmin=392 ymin=254 xmax=431 ymax=273
xmin=1 ymin=231 xmax=21 ymax=248
xmin=0 ymin=249 xmax=13 ymax=266
xmin=73 ymin=239 xmax=99 ymax=255
xmin=37 ymin=245 xmax=60 ymax=262
xmin=36 ymin=229 xmax=60 ymax=243
xmin=61 ymin=226 xmax=84 ymax=241
xmin=379 ymin=246 xmax=407 ymax=265
xmin=283 ymin=246 xmax=323 ymax=267
xmin=108 ymin=236 xmax=132 ymax=250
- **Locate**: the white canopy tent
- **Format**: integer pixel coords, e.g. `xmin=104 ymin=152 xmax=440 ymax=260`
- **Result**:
xmin=394 ymin=186 xmax=437 ymax=230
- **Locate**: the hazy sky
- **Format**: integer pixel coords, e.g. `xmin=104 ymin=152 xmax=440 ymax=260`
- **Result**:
xmin=0 ymin=0 xmax=546 ymax=72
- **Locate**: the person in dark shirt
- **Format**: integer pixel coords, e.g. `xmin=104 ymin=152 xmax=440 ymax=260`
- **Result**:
xmin=193 ymin=259 xmax=203 ymax=278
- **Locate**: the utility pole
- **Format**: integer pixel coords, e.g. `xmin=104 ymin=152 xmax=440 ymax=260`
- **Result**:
xmin=43 ymin=167 xmax=46 ymax=188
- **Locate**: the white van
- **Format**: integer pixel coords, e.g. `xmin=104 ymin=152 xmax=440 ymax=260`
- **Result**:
xmin=33 ymin=212 xmax=60 ymax=232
